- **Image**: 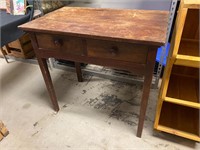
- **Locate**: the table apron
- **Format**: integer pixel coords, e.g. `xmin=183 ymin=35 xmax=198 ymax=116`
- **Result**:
xmin=37 ymin=49 xmax=147 ymax=75
xmin=30 ymin=33 xmax=157 ymax=75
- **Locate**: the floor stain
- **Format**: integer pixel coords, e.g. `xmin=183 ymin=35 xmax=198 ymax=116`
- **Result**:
xmin=110 ymin=80 xmax=128 ymax=89
xmin=33 ymin=122 xmax=38 ymax=127
xmin=82 ymin=90 xmax=87 ymax=94
xmin=82 ymin=82 xmax=147 ymax=127
xmin=62 ymin=104 xmax=68 ymax=108
xmin=109 ymin=110 xmax=138 ymax=126
xmin=84 ymin=93 xmax=142 ymax=126
xmin=124 ymin=99 xmax=140 ymax=106
xmin=154 ymin=143 xmax=176 ymax=149
xmin=66 ymin=145 xmax=71 ymax=148
xmin=31 ymin=131 xmax=39 ymax=137
xmin=22 ymin=103 xmax=31 ymax=109
xmin=85 ymin=97 xmax=99 ymax=106
xmin=93 ymin=94 xmax=123 ymax=110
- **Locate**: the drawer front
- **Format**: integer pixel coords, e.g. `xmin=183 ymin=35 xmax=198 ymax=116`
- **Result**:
xmin=36 ymin=33 xmax=83 ymax=55
xmin=87 ymin=39 xmax=148 ymax=64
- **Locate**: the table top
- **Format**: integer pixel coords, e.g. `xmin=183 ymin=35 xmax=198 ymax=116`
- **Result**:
xmin=19 ymin=7 xmax=169 ymax=46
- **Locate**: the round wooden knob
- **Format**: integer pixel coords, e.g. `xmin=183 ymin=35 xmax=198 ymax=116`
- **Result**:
xmin=54 ymin=39 xmax=63 ymax=47
xmin=109 ymin=46 xmax=118 ymax=56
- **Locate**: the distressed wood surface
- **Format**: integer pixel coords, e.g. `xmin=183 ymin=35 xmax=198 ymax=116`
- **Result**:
xmin=19 ymin=7 xmax=169 ymax=46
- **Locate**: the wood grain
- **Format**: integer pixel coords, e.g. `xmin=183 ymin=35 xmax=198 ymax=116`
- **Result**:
xmin=19 ymin=7 xmax=168 ymax=46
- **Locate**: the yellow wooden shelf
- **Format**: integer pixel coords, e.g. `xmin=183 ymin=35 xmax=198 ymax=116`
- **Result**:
xmin=166 ymin=69 xmax=199 ymax=104
xmin=175 ymin=39 xmax=199 ymax=68
xmin=154 ymin=1 xmax=200 ymax=141
xmin=156 ymin=125 xmax=200 ymax=142
xmin=178 ymin=39 xmax=199 ymax=57
xmin=175 ymin=55 xmax=200 ymax=68
xmin=164 ymin=97 xmax=200 ymax=109
xmin=183 ymin=0 xmax=200 ymax=9
xmin=158 ymin=102 xmax=200 ymax=142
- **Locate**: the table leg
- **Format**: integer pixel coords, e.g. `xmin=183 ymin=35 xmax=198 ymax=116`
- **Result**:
xmin=37 ymin=57 xmax=59 ymax=111
xmin=75 ymin=62 xmax=83 ymax=82
xmin=136 ymin=48 xmax=157 ymax=137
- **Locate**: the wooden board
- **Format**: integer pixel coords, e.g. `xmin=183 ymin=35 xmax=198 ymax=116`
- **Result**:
xmin=178 ymin=39 xmax=199 ymax=57
xmin=165 ymin=97 xmax=200 ymax=109
xmin=7 ymin=33 xmax=33 ymax=54
xmin=171 ymin=65 xmax=199 ymax=78
xmin=167 ymin=67 xmax=199 ymax=103
xmin=183 ymin=0 xmax=200 ymax=9
xmin=157 ymin=125 xmax=200 ymax=142
xmin=182 ymin=9 xmax=199 ymax=39
xmin=159 ymin=102 xmax=199 ymax=136
xmin=175 ymin=38 xmax=199 ymax=68
xmin=19 ymin=7 xmax=169 ymax=46
xmin=0 ymin=121 xmax=9 ymax=137
xmin=0 ymin=133 xmax=3 ymax=141
xmin=175 ymin=55 xmax=200 ymax=68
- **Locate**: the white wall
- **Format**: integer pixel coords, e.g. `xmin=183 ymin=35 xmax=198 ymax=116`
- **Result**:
xmin=70 ymin=0 xmax=172 ymax=10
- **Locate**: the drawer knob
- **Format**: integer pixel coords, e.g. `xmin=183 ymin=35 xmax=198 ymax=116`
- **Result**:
xmin=54 ymin=39 xmax=63 ymax=47
xmin=109 ymin=46 xmax=118 ymax=56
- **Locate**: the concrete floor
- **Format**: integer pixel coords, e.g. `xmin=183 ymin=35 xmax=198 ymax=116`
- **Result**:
xmin=0 ymin=58 xmax=199 ymax=150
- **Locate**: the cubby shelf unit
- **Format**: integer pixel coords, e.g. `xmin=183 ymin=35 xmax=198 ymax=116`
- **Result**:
xmin=154 ymin=0 xmax=200 ymax=142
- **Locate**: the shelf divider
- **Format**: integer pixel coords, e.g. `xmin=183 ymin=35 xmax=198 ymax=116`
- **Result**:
xmin=175 ymin=54 xmax=200 ymax=68
xmin=164 ymin=97 xmax=200 ymax=109
xmin=157 ymin=125 xmax=200 ymax=142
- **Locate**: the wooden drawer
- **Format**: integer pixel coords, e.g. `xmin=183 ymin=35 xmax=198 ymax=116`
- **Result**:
xmin=35 ymin=33 xmax=83 ymax=55
xmin=87 ymin=39 xmax=148 ymax=64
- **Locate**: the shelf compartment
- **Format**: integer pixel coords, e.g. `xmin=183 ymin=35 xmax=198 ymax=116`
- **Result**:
xmin=178 ymin=39 xmax=199 ymax=56
xmin=156 ymin=125 xmax=200 ymax=142
xmin=178 ymin=8 xmax=199 ymax=68
xmin=158 ymin=102 xmax=200 ymax=141
xmin=176 ymin=38 xmax=199 ymax=68
xmin=182 ymin=9 xmax=199 ymax=40
xmin=166 ymin=65 xmax=199 ymax=104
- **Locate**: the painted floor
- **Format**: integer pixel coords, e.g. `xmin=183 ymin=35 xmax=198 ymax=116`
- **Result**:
xmin=0 ymin=59 xmax=199 ymax=150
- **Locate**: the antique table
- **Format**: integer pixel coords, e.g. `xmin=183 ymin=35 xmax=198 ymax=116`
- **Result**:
xmin=19 ymin=7 xmax=168 ymax=137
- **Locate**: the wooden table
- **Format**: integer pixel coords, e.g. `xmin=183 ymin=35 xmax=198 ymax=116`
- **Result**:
xmin=19 ymin=7 xmax=168 ymax=137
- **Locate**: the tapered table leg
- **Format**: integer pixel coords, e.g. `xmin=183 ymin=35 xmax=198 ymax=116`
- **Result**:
xmin=37 ymin=57 xmax=59 ymax=111
xmin=137 ymin=47 xmax=157 ymax=137
xmin=75 ymin=62 xmax=83 ymax=82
